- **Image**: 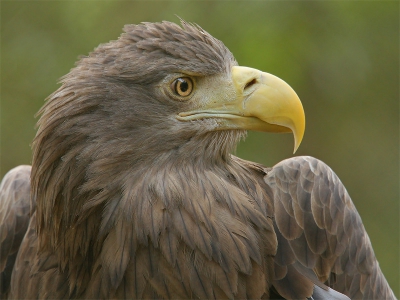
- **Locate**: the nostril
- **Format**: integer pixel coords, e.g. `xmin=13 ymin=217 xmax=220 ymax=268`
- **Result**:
xmin=244 ymin=78 xmax=257 ymax=90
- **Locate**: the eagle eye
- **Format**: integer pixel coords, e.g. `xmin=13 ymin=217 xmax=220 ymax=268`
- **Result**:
xmin=171 ymin=77 xmax=194 ymax=98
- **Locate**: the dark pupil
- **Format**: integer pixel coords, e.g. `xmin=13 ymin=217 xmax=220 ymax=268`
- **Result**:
xmin=178 ymin=79 xmax=188 ymax=92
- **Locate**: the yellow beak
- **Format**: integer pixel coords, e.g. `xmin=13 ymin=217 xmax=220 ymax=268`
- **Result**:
xmin=231 ymin=66 xmax=305 ymax=153
xmin=177 ymin=66 xmax=305 ymax=153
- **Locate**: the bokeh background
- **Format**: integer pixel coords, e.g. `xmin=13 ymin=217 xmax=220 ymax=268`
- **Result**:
xmin=1 ymin=1 xmax=398 ymax=295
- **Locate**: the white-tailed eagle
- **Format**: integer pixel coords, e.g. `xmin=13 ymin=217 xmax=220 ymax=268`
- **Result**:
xmin=0 ymin=21 xmax=396 ymax=299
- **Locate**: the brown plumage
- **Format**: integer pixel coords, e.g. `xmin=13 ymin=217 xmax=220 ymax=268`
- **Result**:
xmin=0 ymin=21 xmax=396 ymax=299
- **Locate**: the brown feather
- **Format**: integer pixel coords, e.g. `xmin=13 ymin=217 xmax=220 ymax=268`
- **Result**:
xmin=0 ymin=20 xmax=396 ymax=300
xmin=0 ymin=166 xmax=31 ymax=297
xmin=266 ymin=156 xmax=396 ymax=299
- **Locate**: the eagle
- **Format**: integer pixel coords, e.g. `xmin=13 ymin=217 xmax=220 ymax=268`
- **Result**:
xmin=0 ymin=20 xmax=396 ymax=299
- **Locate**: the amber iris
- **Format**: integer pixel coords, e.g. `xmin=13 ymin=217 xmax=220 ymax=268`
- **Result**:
xmin=172 ymin=77 xmax=193 ymax=97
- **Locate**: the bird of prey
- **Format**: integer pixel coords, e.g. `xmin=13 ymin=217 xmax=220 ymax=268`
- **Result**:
xmin=0 ymin=20 xmax=396 ymax=299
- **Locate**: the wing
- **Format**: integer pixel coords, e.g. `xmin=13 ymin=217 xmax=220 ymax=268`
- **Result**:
xmin=0 ymin=165 xmax=32 ymax=297
xmin=264 ymin=156 xmax=396 ymax=300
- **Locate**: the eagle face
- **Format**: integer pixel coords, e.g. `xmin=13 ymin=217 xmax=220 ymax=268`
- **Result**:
xmin=44 ymin=21 xmax=304 ymax=171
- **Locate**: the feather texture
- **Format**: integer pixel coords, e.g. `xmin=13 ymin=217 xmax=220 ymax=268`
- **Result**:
xmin=266 ymin=156 xmax=396 ymax=299
xmin=0 ymin=21 xmax=396 ymax=300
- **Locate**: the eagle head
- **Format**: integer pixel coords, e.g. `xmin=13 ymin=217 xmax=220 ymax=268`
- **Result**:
xmin=31 ymin=21 xmax=304 ymax=278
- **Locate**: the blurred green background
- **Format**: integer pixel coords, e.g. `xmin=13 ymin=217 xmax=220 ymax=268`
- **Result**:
xmin=1 ymin=1 xmax=398 ymax=295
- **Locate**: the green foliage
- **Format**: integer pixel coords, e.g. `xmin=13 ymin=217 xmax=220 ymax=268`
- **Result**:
xmin=1 ymin=1 xmax=398 ymax=295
